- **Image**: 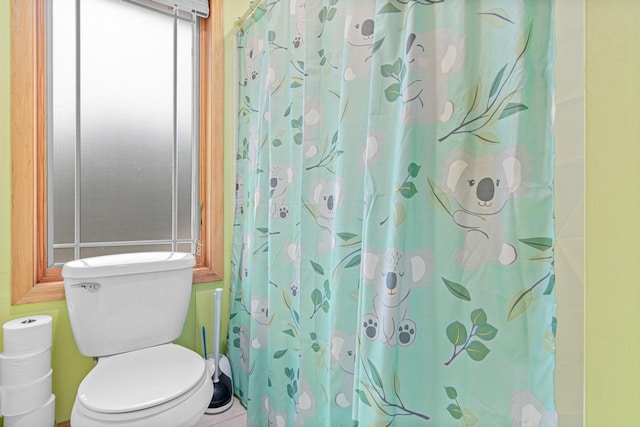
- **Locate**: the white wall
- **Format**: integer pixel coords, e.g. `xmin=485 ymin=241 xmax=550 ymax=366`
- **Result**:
xmin=554 ymin=0 xmax=585 ymax=425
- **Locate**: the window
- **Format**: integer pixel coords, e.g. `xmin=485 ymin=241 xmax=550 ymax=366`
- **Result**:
xmin=48 ymin=0 xmax=200 ymax=263
xmin=11 ymin=0 xmax=223 ymax=304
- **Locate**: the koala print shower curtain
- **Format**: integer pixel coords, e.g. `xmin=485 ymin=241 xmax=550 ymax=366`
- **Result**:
xmin=228 ymin=0 xmax=556 ymax=425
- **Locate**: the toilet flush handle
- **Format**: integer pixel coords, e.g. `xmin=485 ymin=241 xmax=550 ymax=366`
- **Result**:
xmin=71 ymin=282 xmax=101 ymax=292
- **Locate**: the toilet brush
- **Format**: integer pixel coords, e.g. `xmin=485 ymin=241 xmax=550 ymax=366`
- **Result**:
xmin=205 ymin=288 xmax=233 ymax=414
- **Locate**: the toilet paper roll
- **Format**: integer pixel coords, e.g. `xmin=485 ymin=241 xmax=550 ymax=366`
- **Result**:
xmin=0 ymin=370 xmax=52 ymax=417
xmin=3 ymin=394 xmax=55 ymax=427
xmin=2 ymin=316 xmax=52 ymax=357
xmin=0 ymin=348 xmax=51 ymax=387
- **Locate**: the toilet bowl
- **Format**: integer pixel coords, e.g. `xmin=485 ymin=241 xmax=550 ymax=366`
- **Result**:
xmin=71 ymin=344 xmax=213 ymax=427
xmin=62 ymin=252 xmax=212 ymax=427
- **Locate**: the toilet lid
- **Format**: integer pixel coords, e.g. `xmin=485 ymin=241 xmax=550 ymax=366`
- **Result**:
xmin=77 ymin=344 xmax=206 ymax=414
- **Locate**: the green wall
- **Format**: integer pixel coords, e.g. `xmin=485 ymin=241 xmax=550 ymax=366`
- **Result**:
xmin=584 ymin=0 xmax=640 ymax=425
xmin=3 ymin=0 xmax=636 ymax=425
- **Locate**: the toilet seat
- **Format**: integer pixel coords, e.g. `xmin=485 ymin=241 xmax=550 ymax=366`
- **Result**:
xmin=72 ymin=344 xmax=213 ymax=427
xmin=78 ymin=344 xmax=205 ymax=413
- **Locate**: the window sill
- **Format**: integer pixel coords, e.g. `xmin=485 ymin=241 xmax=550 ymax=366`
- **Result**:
xmin=13 ymin=266 xmax=222 ymax=305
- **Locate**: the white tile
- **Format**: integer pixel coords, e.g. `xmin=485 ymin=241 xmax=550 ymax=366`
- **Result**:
xmin=195 ymin=398 xmax=247 ymax=427
xmin=216 ymin=414 xmax=247 ymax=426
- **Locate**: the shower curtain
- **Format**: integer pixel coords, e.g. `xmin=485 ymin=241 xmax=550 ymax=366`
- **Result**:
xmin=228 ymin=0 xmax=556 ymax=425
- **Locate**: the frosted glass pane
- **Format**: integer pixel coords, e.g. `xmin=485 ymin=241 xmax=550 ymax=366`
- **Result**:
xmin=80 ymin=245 xmax=172 ymax=259
xmin=177 ymin=243 xmax=193 ymax=253
xmin=53 ymin=248 xmax=75 ymax=265
xmin=177 ymin=20 xmax=194 ymax=240
xmin=80 ymin=0 xmax=174 ymax=243
xmin=50 ymin=0 xmax=76 ymax=245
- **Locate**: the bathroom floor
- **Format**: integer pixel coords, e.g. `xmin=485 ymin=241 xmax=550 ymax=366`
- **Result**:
xmin=195 ymin=397 xmax=247 ymax=426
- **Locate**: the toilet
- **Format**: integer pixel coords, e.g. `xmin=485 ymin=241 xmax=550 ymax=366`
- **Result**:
xmin=62 ymin=252 xmax=213 ymax=427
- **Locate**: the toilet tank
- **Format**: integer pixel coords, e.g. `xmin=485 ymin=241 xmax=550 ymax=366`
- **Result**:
xmin=62 ymin=252 xmax=195 ymax=357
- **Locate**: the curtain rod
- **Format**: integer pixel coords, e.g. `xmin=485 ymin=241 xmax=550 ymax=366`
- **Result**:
xmin=235 ymin=0 xmax=267 ymax=30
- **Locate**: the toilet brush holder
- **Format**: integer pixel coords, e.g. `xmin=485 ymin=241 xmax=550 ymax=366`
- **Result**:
xmin=205 ymin=289 xmax=233 ymax=414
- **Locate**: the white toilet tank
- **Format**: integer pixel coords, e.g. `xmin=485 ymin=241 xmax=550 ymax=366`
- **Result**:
xmin=62 ymin=252 xmax=195 ymax=357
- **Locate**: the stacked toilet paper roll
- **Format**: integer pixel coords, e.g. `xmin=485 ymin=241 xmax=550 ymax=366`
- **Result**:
xmin=1 ymin=315 xmax=56 ymax=427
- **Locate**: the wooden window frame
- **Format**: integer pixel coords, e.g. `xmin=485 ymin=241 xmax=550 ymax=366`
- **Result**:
xmin=11 ymin=0 xmax=224 ymax=305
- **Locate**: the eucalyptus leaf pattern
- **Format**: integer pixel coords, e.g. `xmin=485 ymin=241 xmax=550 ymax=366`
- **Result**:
xmin=445 ymin=386 xmax=479 ymax=426
xmin=357 ymin=357 xmax=431 ymax=422
xmin=379 ymin=162 xmax=421 ymax=226
xmin=229 ymin=1 xmax=556 ymax=425
xmin=444 ymin=309 xmax=498 ymax=366
xmin=439 ymin=24 xmax=533 ymax=143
